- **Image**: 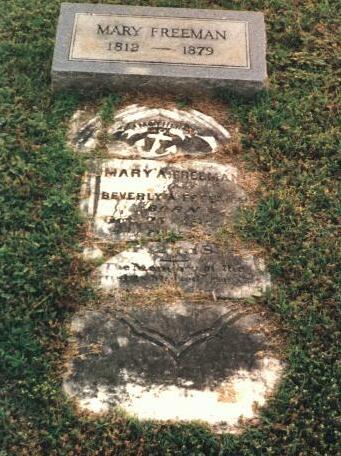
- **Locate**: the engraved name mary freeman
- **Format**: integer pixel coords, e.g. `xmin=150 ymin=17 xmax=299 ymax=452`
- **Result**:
xmin=70 ymin=13 xmax=250 ymax=68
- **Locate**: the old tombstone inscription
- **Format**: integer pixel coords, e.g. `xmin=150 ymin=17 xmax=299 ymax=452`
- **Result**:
xmin=81 ymin=159 xmax=245 ymax=241
xmin=69 ymin=104 xmax=230 ymax=157
xmin=96 ymin=241 xmax=271 ymax=299
xmin=71 ymin=104 xmax=247 ymax=241
xmin=62 ymin=100 xmax=284 ymax=431
xmin=52 ymin=4 xmax=267 ymax=95
xmin=55 ymin=4 xmax=283 ymax=431
xmin=106 ymin=105 xmax=231 ymax=158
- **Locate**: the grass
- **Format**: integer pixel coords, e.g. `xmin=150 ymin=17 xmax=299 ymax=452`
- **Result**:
xmin=0 ymin=0 xmax=340 ymax=454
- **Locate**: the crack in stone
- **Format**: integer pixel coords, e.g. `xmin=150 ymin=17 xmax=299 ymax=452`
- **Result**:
xmin=93 ymin=174 xmax=101 ymax=218
xmin=119 ymin=307 xmax=247 ymax=362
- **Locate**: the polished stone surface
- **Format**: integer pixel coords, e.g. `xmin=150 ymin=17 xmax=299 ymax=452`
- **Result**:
xmin=70 ymin=14 xmax=250 ymax=68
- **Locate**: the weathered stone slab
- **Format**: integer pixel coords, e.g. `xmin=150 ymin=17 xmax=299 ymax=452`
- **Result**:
xmin=63 ymin=301 xmax=283 ymax=432
xmin=96 ymin=242 xmax=271 ymax=298
xmin=52 ymin=4 xmax=267 ymax=95
xmin=107 ymin=105 xmax=230 ymax=158
xmin=68 ymin=110 xmax=101 ymax=152
xmin=81 ymin=159 xmax=245 ymax=241
xmin=68 ymin=105 xmax=230 ymax=158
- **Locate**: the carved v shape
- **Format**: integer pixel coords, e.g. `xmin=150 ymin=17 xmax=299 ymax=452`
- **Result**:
xmin=119 ymin=308 xmax=246 ymax=361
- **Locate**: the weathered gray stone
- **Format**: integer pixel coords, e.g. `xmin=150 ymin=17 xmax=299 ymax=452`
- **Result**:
xmin=52 ymin=4 xmax=267 ymax=96
xmin=96 ymin=242 xmax=271 ymax=298
xmin=81 ymin=159 xmax=245 ymax=241
xmin=63 ymin=301 xmax=283 ymax=432
xmin=68 ymin=110 xmax=101 ymax=151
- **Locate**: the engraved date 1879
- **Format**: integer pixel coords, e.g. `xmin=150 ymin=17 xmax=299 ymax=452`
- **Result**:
xmin=183 ymin=46 xmax=214 ymax=55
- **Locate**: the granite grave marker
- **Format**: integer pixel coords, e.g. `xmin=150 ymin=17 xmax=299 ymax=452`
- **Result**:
xmin=53 ymin=1 xmax=282 ymax=428
xmin=52 ymin=4 xmax=267 ymax=95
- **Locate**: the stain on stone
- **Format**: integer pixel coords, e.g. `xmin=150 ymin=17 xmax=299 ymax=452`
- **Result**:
xmin=75 ymin=120 xmax=97 ymax=148
xmin=65 ymin=103 xmax=281 ymax=431
xmin=63 ymin=302 xmax=283 ymax=430
xmin=71 ymin=310 xmax=261 ymax=388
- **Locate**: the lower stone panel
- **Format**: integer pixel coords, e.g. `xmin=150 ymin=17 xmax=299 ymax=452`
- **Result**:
xmin=64 ymin=301 xmax=283 ymax=433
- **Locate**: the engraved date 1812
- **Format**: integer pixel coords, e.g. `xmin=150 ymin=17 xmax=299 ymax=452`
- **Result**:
xmin=108 ymin=42 xmax=139 ymax=52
